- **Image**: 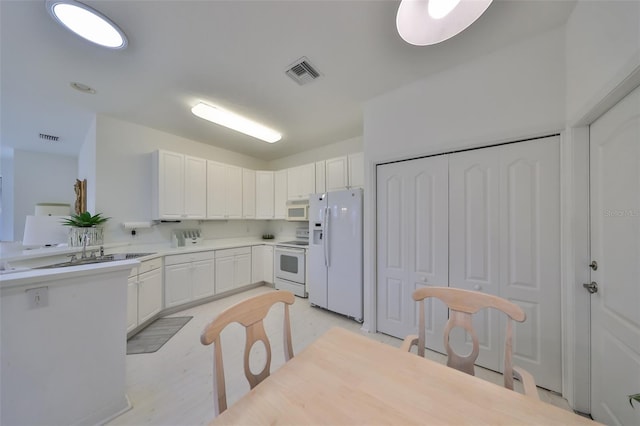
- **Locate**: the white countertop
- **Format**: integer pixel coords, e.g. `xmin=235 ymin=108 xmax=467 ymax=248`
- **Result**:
xmin=0 ymin=237 xmax=306 ymax=283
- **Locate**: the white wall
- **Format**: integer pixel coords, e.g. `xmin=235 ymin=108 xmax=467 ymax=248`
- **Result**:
xmin=13 ymin=150 xmax=76 ymax=241
xmin=94 ymin=115 xmax=271 ymax=243
xmin=78 ymin=116 xmax=97 ymax=213
xmin=268 ymin=136 xmax=363 ymax=170
xmin=365 ymin=27 xmax=566 ymax=164
xmin=566 ymin=0 xmax=640 ymax=123
xmin=0 ymin=147 xmax=14 ymax=241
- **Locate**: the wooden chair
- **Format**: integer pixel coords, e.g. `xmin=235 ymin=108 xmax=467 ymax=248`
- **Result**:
xmin=200 ymin=290 xmax=296 ymax=416
xmin=401 ymin=286 xmax=539 ymax=399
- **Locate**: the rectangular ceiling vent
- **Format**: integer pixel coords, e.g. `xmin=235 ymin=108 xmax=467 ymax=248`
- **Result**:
xmin=285 ymin=57 xmax=321 ymax=86
xmin=39 ymin=133 xmax=60 ymax=142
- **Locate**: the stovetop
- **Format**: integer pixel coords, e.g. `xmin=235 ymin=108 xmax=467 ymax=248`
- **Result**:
xmin=279 ymin=240 xmax=309 ymax=246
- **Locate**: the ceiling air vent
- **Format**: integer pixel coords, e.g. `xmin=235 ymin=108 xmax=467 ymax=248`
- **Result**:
xmin=39 ymin=133 xmax=60 ymax=142
xmin=285 ymin=57 xmax=321 ymax=86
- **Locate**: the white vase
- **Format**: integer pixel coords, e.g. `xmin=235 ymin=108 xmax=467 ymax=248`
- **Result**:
xmin=68 ymin=227 xmax=104 ymax=247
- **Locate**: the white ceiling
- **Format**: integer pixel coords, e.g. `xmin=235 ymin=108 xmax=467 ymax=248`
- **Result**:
xmin=0 ymin=0 xmax=576 ymax=161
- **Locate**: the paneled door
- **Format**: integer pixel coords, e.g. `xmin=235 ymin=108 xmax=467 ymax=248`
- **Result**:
xmin=589 ymin=84 xmax=640 ymax=425
xmin=449 ymin=137 xmax=561 ymax=392
xmin=376 ymin=155 xmax=449 ymax=353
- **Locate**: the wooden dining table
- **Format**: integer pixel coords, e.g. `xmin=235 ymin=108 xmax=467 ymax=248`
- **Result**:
xmin=212 ymin=327 xmax=599 ymax=425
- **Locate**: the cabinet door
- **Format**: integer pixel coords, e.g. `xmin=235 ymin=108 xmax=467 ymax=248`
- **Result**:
xmin=184 ymin=156 xmax=207 ymax=218
xmin=348 ymin=152 xmax=364 ymax=188
xmin=300 ymin=163 xmax=315 ymax=197
xmin=274 ymin=170 xmax=288 ymax=219
xmin=165 ymin=263 xmax=192 ymax=308
xmin=326 ymin=156 xmax=348 ymax=191
xmin=287 ymin=166 xmax=301 ymax=200
xmin=227 ymin=165 xmax=243 ymax=218
xmin=251 ymin=246 xmax=264 ymax=283
xmin=235 ymin=253 xmax=252 ymax=288
xmin=156 ymin=150 xmax=185 ymax=219
xmin=315 ymin=161 xmax=326 ymax=194
xmin=215 ymin=256 xmax=236 ymax=294
xmin=207 ymin=161 xmax=228 ymax=219
xmin=242 ymin=169 xmax=256 ymax=219
xmin=263 ymin=245 xmax=274 ymax=284
xmin=192 ymin=258 xmax=215 ymax=300
xmin=256 ymin=171 xmax=274 ymax=219
xmin=127 ymin=277 xmax=138 ymax=333
xmin=138 ymin=268 xmax=163 ymax=324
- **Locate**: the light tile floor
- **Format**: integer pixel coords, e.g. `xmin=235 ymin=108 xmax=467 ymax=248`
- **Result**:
xmin=109 ymin=286 xmax=572 ymax=425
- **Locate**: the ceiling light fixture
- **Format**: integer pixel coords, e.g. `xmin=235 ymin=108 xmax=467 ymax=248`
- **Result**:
xmin=191 ymin=103 xmax=282 ymax=143
xmin=46 ymin=0 xmax=128 ymax=49
xmin=396 ymin=0 xmax=492 ymax=46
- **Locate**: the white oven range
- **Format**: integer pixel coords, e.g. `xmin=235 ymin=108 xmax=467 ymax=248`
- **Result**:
xmin=274 ymin=229 xmax=308 ymax=298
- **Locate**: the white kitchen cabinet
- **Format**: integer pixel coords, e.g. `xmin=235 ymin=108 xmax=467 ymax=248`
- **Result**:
xmin=274 ymin=169 xmax=288 ymax=219
xmin=325 ymin=156 xmax=349 ymax=192
xmin=251 ymin=245 xmax=274 ymax=284
xmin=255 ymin=171 xmax=274 ymax=219
xmin=137 ymin=266 xmax=163 ymax=324
xmin=348 ymin=152 xmax=364 ymax=188
xmin=207 ymin=161 xmax=243 ymax=219
xmin=315 ymin=160 xmax=326 ymax=194
xmin=152 ymin=150 xmax=207 ymax=220
xmin=242 ymin=168 xmax=256 ymax=219
xmin=287 ymin=163 xmax=315 ymax=200
xmin=215 ymin=246 xmax=252 ymax=294
xmin=128 ymin=257 xmax=164 ymax=333
xmin=164 ymin=251 xmax=215 ymax=308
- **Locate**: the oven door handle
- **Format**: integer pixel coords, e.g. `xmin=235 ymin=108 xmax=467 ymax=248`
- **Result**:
xmin=276 ymin=247 xmax=305 ymax=255
xmin=324 ymin=206 xmax=330 ymax=268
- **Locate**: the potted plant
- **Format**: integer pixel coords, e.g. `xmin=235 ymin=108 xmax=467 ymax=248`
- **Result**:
xmin=630 ymin=393 xmax=640 ymax=408
xmin=62 ymin=211 xmax=110 ymax=247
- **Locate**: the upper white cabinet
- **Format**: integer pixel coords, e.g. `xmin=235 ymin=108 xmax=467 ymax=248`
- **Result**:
xmin=348 ymin=152 xmax=364 ymax=188
xmin=315 ymin=161 xmax=326 ymax=194
xmin=242 ymin=169 xmax=256 ymax=219
xmin=274 ymin=170 xmax=288 ymax=219
xmin=207 ymin=161 xmax=243 ymax=219
xmin=323 ymin=153 xmax=364 ymax=192
xmin=287 ymin=163 xmax=315 ymax=200
xmin=325 ymin=156 xmax=349 ymax=192
xmin=256 ymin=171 xmax=274 ymax=219
xmin=152 ymin=150 xmax=207 ymax=220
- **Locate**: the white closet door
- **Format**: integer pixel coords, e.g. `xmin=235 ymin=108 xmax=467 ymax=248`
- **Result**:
xmin=377 ymin=155 xmax=449 ymax=351
xmin=449 ymin=147 xmax=502 ymax=372
xmin=499 ymin=137 xmax=561 ymax=392
xmin=448 ymin=138 xmax=561 ymax=391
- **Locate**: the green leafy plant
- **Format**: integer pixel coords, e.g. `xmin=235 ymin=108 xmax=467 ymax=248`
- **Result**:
xmin=61 ymin=211 xmax=109 ymax=227
xmin=630 ymin=393 xmax=640 ymax=408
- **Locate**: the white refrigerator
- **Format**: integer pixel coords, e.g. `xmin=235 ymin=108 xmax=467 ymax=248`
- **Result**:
xmin=308 ymin=189 xmax=363 ymax=322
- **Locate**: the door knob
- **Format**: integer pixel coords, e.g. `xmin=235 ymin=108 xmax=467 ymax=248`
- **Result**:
xmin=473 ymin=284 xmax=482 ymax=291
xmin=589 ymin=260 xmax=598 ymax=271
xmin=583 ymin=281 xmax=598 ymax=294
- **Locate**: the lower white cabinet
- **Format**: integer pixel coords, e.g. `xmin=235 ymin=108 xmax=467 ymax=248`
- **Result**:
xmin=215 ymin=246 xmax=252 ymax=294
xmin=251 ymin=245 xmax=274 ymax=284
xmin=164 ymin=251 xmax=215 ymax=308
xmin=127 ymin=257 xmax=164 ymax=333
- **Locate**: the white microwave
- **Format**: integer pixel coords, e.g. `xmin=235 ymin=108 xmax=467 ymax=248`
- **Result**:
xmin=285 ymin=200 xmax=309 ymax=221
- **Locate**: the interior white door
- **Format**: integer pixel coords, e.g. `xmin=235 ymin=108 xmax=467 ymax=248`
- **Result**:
xmin=589 ymin=84 xmax=640 ymax=425
xmin=449 ymin=138 xmax=562 ymax=391
xmin=376 ymin=155 xmax=449 ymax=351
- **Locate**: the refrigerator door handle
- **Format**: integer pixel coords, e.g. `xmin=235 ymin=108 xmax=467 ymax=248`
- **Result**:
xmin=324 ymin=206 xmax=330 ymax=267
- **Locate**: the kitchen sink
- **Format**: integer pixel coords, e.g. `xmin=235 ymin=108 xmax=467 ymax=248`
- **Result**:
xmin=35 ymin=252 xmax=155 ymax=269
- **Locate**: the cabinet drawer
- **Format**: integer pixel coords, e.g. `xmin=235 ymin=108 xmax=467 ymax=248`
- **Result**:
xmin=139 ymin=257 xmax=163 ymax=274
xmin=215 ymin=246 xmax=251 ymax=259
xmin=165 ymin=250 xmax=214 ymax=266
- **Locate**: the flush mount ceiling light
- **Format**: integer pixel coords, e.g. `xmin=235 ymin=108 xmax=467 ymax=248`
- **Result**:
xmin=191 ymin=102 xmax=282 ymax=143
xmin=396 ymin=0 xmax=492 ymax=46
xmin=46 ymin=0 xmax=128 ymax=49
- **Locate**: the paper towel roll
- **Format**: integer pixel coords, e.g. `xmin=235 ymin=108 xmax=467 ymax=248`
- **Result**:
xmin=122 ymin=221 xmax=152 ymax=230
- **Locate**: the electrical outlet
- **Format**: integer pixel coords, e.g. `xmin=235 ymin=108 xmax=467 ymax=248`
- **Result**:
xmin=26 ymin=287 xmax=49 ymax=309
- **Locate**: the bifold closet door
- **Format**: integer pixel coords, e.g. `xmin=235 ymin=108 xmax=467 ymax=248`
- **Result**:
xmin=376 ymin=155 xmax=449 ymax=352
xmin=449 ymin=136 xmax=561 ymax=392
